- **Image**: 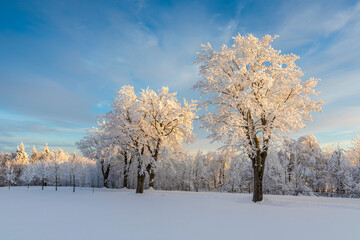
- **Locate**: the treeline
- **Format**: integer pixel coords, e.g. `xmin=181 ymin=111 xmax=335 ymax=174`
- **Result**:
xmin=0 ymin=143 xmax=98 ymax=190
xmin=115 ymin=134 xmax=359 ymax=198
xmin=1 ymin=134 xmax=360 ymax=197
xmin=95 ymin=134 xmax=360 ymax=198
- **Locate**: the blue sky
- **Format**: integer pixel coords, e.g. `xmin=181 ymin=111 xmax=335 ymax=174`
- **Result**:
xmin=1 ymin=0 xmax=360 ymax=154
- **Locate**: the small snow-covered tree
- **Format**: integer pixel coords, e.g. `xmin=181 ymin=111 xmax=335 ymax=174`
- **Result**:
xmin=347 ymin=164 xmax=360 ymax=197
xmin=30 ymin=145 xmax=38 ymax=163
xmin=5 ymin=161 xmax=16 ymax=189
xmin=0 ymin=153 xmax=12 ymax=186
xmin=325 ymin=145 xmax=349 ymax=196
xmin=68 ymin=153 xmax=79 ymax=192
xmin=77 ymin=128 xmax=115 ymax=188
xmin=13 ymin=143 xmax=29 ymax=182
xmin=20 ymin=164 xmax=35 ymax=188
xmin=195 ymin=34 xmax=322 ymax=202
xmin=264 ymin=151 xmax=286 ymax=194
xmin=224 ymin=152 xmax=252 ymax=193
xmin=278 ymin=135 xmax=323 ymax=196
xmin=48 ymin=149 xmax=67 ymax=191
xmin=34 ymin=158 xmax=49 ymax=190
xmin=191 ymin=151 xmax=208 ymax=191
xmin=43 ymin=143 xmax=50 ymax=155
xmin=278 ymin=137 xmax=297 ymax=194
xmin=296 ymin=135 xmax=325 ymax=194
xmin=348 ymin=133 xmax=360 ymax=165
xmin=14 ymin=143 xmax=28 ymax=163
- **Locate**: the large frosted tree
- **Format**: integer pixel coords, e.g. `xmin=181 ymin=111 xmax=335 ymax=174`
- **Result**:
xmin=104 ymin=86 xmax=196 ymax=193
xmin=194 ymin=34 xmax=322 ymax=202
xmin=137 ymin=87 xmax=196 ymax=189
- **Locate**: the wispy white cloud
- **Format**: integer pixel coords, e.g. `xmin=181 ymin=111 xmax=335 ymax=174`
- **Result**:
xmin=1 ymin=0 xmax=360 ymax=153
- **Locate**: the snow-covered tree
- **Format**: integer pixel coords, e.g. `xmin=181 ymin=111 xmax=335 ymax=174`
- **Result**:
xmin=33 ymin=158 xmax=48 ymax=190
xmin=5 ymin=161 xmax=16 ymax=189
xmin=347 ymin=164 xmax=360 ymax=197
xmin=138 ymin=87 xmax=196 ymax=188
xmin=223 ymin=152 xmax=252 ymax=193
xmin=296 ymin=135 xmax=325 ymax=194
xmin=30 ymin=145 xmax=37 ymax=163
xmin=278 ymin=137 xmax=297 ymax=194
xmin=324 ymin=145 xmax=349 ymax=196
xmin=68 ymin=153 xmax=78 ymax=192
xmin=195 ymin=34 xmax=322 ymax=202
xmin=103 ymin=85 xmax=196 ymax=193
xmin=48 ymin=149 xmax=67 ymax=191
xmin=263 ymin=151 xmax=286 ymax=194
xmin=13 ymin=143 xmax=29 ymax=182
xmin=348 ymin=133 xmax=360 ymax=165
xmin=77 ymin=128 xmax=116 ymax=188
xmin=14 ymin=143 xmax=28 ymax=165
xmin=20 ymin=164 xmax=35 ymax=188
xmin=278 ymin=135 xmax=324 ymax=196
xmin=43 ymin=143 xmax=50 ymax=155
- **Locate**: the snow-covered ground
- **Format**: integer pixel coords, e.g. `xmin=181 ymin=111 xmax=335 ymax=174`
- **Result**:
xmin=0 ymin=187 xmax=359 ymax=240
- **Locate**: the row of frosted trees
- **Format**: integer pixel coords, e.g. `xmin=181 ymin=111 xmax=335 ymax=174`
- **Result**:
xmin=1 ymin=134 xmax=360 ymax=197
xmin=0 ymin=143 xmax=98 ymax=191
xmin=78 ymin=131 xmax=360 ymax=198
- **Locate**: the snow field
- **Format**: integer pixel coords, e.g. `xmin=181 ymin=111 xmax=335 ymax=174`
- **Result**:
xmin=0 ymin=187 xmax=359 ymax=240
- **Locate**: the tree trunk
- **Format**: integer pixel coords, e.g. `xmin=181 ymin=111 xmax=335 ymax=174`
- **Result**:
xmin=136 ymin=147 xmax=146 ymax=193
xmin=55 ymin=175 xmax=58 ymax=191
xmin=122 ymin=153 xmax=129 ymax=188
xmin=42 ymin=178 xmax=44 ymax=190
xmin=252 ymin=165 xmax=264 ymax=202
xmin=219 ymin=162 xmax=225 ymax=188
xmin=123 ymin=171 xmax=128 ymax=189
xmin=73 ymin=175 xmax=75 ymax=192
xmin=149 ymin=171 xmax=155 ymax=189
xmin=103 ymin=178 xmax=108 ymax=188
xmin=136 ymin=172 xmax=146 ymax=193
xmin=147 ymin=138 xmax=161 ymax=190
xmin=101 ymin=163 xmax=110 ymax=188
xmin=251 ymin=150 xmax=267 ymax=203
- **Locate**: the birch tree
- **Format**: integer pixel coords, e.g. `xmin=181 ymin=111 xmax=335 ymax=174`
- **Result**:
xmin=195 ymin=34 xmax=322 ymax=202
